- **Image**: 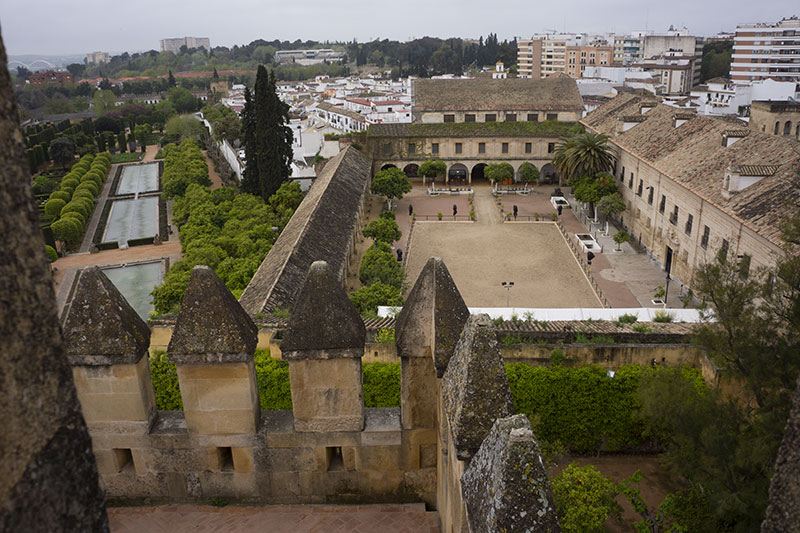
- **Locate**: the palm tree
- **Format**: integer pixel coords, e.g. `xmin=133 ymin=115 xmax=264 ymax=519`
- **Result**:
xmin=552 ymin=132 xmax=616 ymax=186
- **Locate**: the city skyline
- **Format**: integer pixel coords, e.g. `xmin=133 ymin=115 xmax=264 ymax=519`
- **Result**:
xmin=1 ymin=0 xmax=797 ymax=56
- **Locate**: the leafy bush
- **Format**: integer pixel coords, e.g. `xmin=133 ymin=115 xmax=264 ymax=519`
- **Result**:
xmin=160 ymin=138 xmax=211 ymax=199
xmin=653 ymin=310 xmax=674 ymax=322
xmin=359 ymin=243 xmax=404 ymax=288
xmin=363 ymin=362 xmax=400 ymax=407
xmin=632 ymin=323 xmax=651 ymax=333
xmin=613 ymin=313 xmax=638 ymax=325
xmin=254 ymin=349 xmax=292 ymax=410
xmin=552 ymin=463 xmax=622 ymax=533
xmin=349 ymin=282 xmax=403 ymax=316
xmin=505 ymin=364 xmax=703 ymax=453
xmin=149 ymin=352 xmax=182 ymax=410
xmin=362 ymin=217 xmax=402 ymax=244
xmin=45 ymin=245 xmax=58 ymax=262
xmin=43 ymin=198 xmax=66 ymax=217
xmin=374 ymin=327 xmax=395 ymax=344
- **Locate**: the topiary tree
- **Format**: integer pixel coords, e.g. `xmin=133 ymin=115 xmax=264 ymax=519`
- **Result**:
xmin=362 ymin=217 xmax=402 ymax=244
xmin=43 ymin=198 xmax=66 ymax=218
xmin=359 ymin=243 xmax=404 ymax=288
xmin=51 ymin=217 xmax=81 ymax=246
xmin=597 ymin=192 xmax=626 ymax=233
xmin=45 ymin=245 xmax=58 ymax=263
xmin=418 ymin=159 xmax=447 ymax=184
xmin=484 ymin=162 xmax=514 ymax=190
xmin=371 ymin=167 xmax=411 ymax=210
xmin=49 ymin=137 xmax=76 ymax=168
xmin=518 ymin=162 xmax=540 ymax=187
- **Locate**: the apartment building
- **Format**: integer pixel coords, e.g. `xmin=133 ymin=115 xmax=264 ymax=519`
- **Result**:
xmin=85 ymin=51 xmax=109 ymax=65
xmin=731 ymin=17 xmax=800 ymax=84
xmin=565 ymin=45 xmax=614 ymax=78
xmin=160 ymin=37 xmax=211 ymax=53
xmin=517 ymin=34 xmax=575 ymax=78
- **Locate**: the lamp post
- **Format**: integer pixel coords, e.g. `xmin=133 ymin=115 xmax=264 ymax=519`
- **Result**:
xmin=501 ymin=281 xmax=514 ymax=307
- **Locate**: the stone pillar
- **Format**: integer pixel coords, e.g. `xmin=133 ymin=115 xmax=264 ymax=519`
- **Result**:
xmin=395 ymin=257 xmax=469 ymax=430
xmin=63 ymin=268 xmax=156 ymax=475
xmin=168 ymin=266 xmax=260 ymax=436
xmin=281 ymin=261 xmax=366 ymax=432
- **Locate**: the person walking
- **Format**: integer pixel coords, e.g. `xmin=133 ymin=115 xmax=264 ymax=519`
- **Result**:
xmin=409 ymin=204 xmax=413 ymax=217
xmin=453 ymin=204 xmax=458 ymax=217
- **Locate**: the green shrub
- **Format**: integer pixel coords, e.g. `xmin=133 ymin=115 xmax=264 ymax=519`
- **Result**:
xmin=61 ymin=201 xmax=89 ymax=219
xmin=552 ymin=463 xmax=622 ymax=532
xmin=61 ymin=177 xmax=80 ymax=190
xmin=349 ymin=282 xmax=403 ymax=316
xmin=374 ymin=327 xmax=395 ymax=344
xmin=614 ymin=313 xmax=639 ymax=325
xmin=49 ymin=190 xmax=71 ymax=203
xmin=45 ymin=245 xmax=58 ymax=262
xmin=653 ymin=310 xmax=674 ymax=322
xmin=44 ymin=198 xmax=66 ymax=217
xmin=358 ymin=243 xmax=404 ymax=288
xmin=254 ymin=349 xmax=292 ymax=410
xmin=633 ymin=323 xmax=651 ymax=333
xmin=51 ymin=216 xmax=81 ymax=244
xmin=61 ymin=210 xmax=86 ymax=227
xmin=363 ymin=362 xmax=400 ymax=407
xmin=149 ymin=352 xmax=182 ymax=410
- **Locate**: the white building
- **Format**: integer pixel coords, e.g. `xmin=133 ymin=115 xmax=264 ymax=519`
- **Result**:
xmin=731 ymin=17 xmax=800 ymax=84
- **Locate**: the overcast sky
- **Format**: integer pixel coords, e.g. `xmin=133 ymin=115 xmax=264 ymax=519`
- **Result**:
xmin=1 ymin=0 xmax=797 ymax=56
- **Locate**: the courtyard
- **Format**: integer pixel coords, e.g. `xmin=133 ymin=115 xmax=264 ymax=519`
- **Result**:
xmin=404 ymin=219 xmax=602 ymax=308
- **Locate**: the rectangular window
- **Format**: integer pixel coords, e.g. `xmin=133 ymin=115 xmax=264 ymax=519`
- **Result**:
xmin=620 ymin=166 xmax=625 ymax=182
xmin=485 ymin=113 xmax=497 ymax=122
xmin=628 ymin=174 xmax=633 ymax=189
xmin=637 ymin=180 xmax=643 ymax=197
xmin=455 ymin=143 xmax=462 ymax=154
xmin=685 ymin=214 xmax=693 ymax=235
xmin=701 ymin=225 xmax=710 ymax=249
xmin=502 ymin=142 xmax=509 ymax=154
xmin=547 ymin=142 xmax=555 ymax=153
xmin=113 ymin=448 xmax=134 ymax=473
xmin=648 ymin=187 xmax=654 ymax=205
xmin=478 ymin=142 xmax=486 ymax=154
xmin=382 ymin=143 xmax=391 ymax=156
xmin=217 ymin=447 xmax=234 ymax=472
xmin=720 ymin=238 xmax=729 ymax=260
xmin=739 ymin=254 xmax=751 ymax=279
xmin=527 ymin=113 xmax=538 ymax=122
xmin=465 ymin=113 xmax=476 ymax=123
xmin=669 ymin=205 xmax=679 ymax=225
xmin=659 ymin=195 xmax=666 ymax=214
xmin=444 ymin=114 xmax=455 ymax=123
xmin=506 ymin=113 xmax=517 ymax=122
xmin=432 ymin=143 xmax=439 ymax=155
xmin=546 ymin=113 xmax=558 ymax=121
xmin=525 ymin=142 xmax=532 ymax=154
xmin=408 ymin=143 xmax=416 ymax=155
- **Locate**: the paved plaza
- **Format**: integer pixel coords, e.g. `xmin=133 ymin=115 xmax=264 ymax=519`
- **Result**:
xmin=108 ymin=503 xmax=440 ymax=532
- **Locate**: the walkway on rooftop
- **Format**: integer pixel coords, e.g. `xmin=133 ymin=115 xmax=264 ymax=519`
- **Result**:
xmin=108 ymin=503 xmax=440 ymax=533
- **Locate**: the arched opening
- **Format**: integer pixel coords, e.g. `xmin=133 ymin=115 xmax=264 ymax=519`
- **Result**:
xmin=784 ymin=121 xmax=792 ymax=136
xmin=541 ymin=163 xmax=560 ymax=185
xmin=774 ymin=122 xmax=780 ymax=135
xmin=403 ymin=163 xmax=419 ymax=178
xmin=796 ymin=124 xmax=800 ymax=138
xmin=517 ymin=162 xmax=539 ymax=185
xmin=448 ymin=163 xmax=468 ymax=185
xmin=380 ymin=164 xmax=398 ymax=171
xmin=471 ymin=163 xmax=488 ymax=183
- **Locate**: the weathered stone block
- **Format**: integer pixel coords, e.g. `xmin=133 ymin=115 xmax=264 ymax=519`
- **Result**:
xmin=461 ymin=414 xmax=560 ymax=533
xmin=356 ymin=445 xmax=403 ymax=471
xmin=289 ymin=358 xmax=364 ymax=432
xmin=441 ymin=315 xmax=514 ymax=460
xmin=401 ymin=356 xmax=438 ymax=429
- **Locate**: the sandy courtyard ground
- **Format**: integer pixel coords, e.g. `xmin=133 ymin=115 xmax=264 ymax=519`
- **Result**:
xmin=405 ymin=221 xmax=601 ymax=308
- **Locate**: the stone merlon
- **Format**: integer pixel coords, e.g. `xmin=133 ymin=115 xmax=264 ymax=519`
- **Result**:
xmin=281 ymin=260 xmax=366 ymax=360
xmin=395 ymin=257 xmax=470 ymax=377
xmin=168 ymin=265 xmax=258 ymax=364
xmin=461 ymin=415 xmax=561 ymax=533
xmin=63 ymin=266 xmax=151 ymax=366
xmin=441 ymin=315 xmax=515 ymax=460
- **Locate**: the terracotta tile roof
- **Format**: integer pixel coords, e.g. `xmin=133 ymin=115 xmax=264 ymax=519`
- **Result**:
xmin=723 ymin=129 xmax=750 ymax=138
xmin=622 ymin=115 xmax=647 ymax=123
xmin=737 ymin=165 xmax=778 ymax=177
xmin=316 ymin=101 xmax=365 ymax=122
xmin=238 ymin=146 xmax=372 ymax=315
xmin=413 ymin=74 xmax=584 ymax=112
xmin=581 ymin=92 xmax=800 ymax=248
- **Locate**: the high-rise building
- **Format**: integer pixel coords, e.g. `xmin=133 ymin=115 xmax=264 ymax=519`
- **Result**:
xmin=85 ymin=51 xmax=110 ymax=65
xmin=518 ymin=34 xmax=613 ymax=79
xmin=730 ymin=17 xmax=800 ymax=84
xmin=160 ymin=37 xmax=211 ymax=54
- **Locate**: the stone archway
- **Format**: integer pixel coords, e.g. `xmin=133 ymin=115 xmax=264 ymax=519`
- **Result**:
xmin=403 ymin=163 xmax=419 ymax=178
xmin=380 ymin=163 xmax=398 ymax=172
xmin=448 ymin=163 xmax=468 ymax=185
xmin=516 ymin=162 xmax=539 ymax=184
xmin=471 ymin=163 xmax=488 ymax=184
xmin=541 ymin=163 xmax=560 ymax=185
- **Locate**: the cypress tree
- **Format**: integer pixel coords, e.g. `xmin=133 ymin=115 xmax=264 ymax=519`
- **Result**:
xmin=241 ymin=65 xmax=293 ymax=201
xmin=168 ymin=69 xmax=176 ymax=88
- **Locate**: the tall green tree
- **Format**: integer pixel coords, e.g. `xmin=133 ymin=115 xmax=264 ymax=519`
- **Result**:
xmin=370 ymin=167 xmax=411 ymax=210
xmin=553 ymin=132 xmax=616 ymax=186
xmin=241 ymin=65 xmax=293 ymax=201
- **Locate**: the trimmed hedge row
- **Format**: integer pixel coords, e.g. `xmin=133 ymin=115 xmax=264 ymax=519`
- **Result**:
xmin=149 ymin=350 xmax=401 ymax=411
